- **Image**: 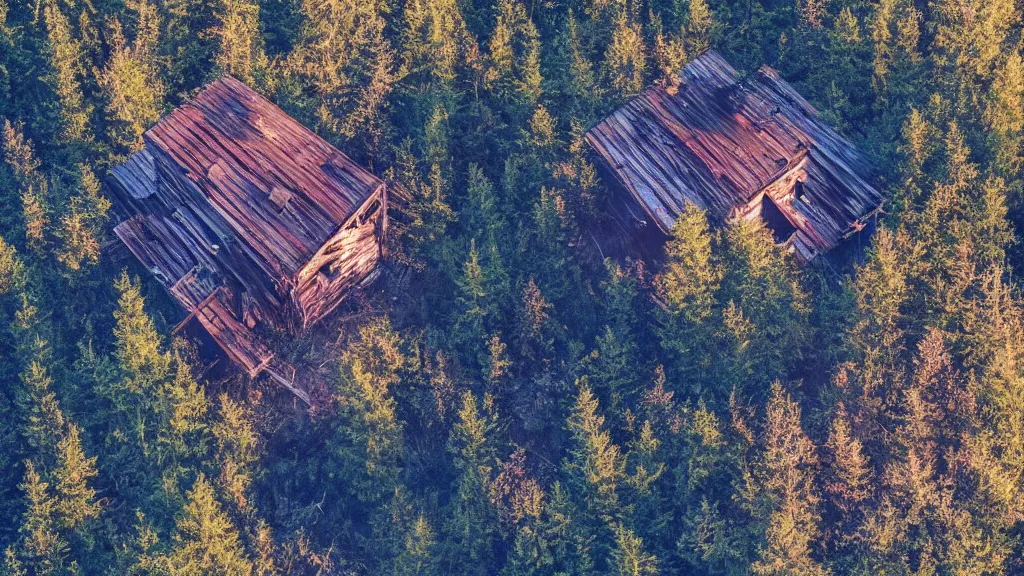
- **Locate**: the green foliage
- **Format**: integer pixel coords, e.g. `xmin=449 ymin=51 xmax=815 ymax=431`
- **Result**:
xmin=1 ymin=0 xmax=1024 ymax=572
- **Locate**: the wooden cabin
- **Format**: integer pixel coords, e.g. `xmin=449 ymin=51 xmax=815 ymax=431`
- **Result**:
xmin=585 ymin=51 xmax=884 ymax=261
xmin=108 ymin=76 xmax=387 ymax=403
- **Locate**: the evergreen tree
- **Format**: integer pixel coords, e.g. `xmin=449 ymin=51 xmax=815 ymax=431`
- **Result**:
xmin=11 ymin=462 xmax=73 ymax=576
xmin=43 ymin=2 xmax=91 ymax=145
xmin=656 ymin=202 xmax=722 ymax=396
xmin=98 ymin=1 xmax=164 ymax=157
xmin=486 ymin=0 xmax=542 ymax=119
xmin=442 ymin=390 xmax=500 ymax=574
xmin=210 ymin=0 xmax=266 ymax=83
xmin=212 ymin=393 xmax=261 ymax=515
xmin=562 ymin=380 xmax=626 ymax=568
xmin=163 ymin=474 xmax=254 ymax=575
xmin=611 ymin=523 xmax=659 ymax=575
xmin=55 ymin=165 xmax=108 ymax=273
xmin=330 ymin=319 xmax=407 ymax=504
xmin=603 ymin=16 xmax=648 ymax=101
xmin=744 ymin=383 xmax=828 ymax=576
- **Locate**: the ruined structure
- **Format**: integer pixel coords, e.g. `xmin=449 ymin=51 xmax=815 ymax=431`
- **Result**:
xmin=109 ymin=76 xmax=387 ymax=402
xmin=586 ymin=51 xmax=884 ymax=261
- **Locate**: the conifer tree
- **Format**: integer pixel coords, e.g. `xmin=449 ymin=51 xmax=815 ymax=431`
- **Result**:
xmin=17 ymin=351 xmax=100 ymax=537
xmin=685 ymin=0 xmax=714 ymax=55
xmin=281 ymin=0 xmax=396 ymax=151
xmin=43 ymin=2 xmax=91 ymax=144
xmin=719 ymin=218 xmax=811 ymax=397
xmin=604 ymin=16 xmax=648 ymax=101
xmin=164 ymin=474 xmax=254 ymax=575
xmin=400 ymin=0 xmax=478 ymax=100
xmin=3 ymin=121 xmax=50 ymax=255
xmin=744 ymin=383 xmax=828 ymax=576
xmin=210 ymin=0 xmax=266 ymax=83
xmin=656 ymin=202 xmax=722 ymax=394
xmin=395 ymin=515 xmax=438 ymax=576
xmin=611 ymin=523 xmax=659 ymax=575
xmin=11 ymin=462 xmax=73 ymax=576
xmin=454 ymin=239 xmax=488 ymax=351
xmin=985 ymin=51 xmax=1024 ymax=176
xmin=442 ymin=391 xmax=500 ymax=574
xmin=331 ymin=319 xmax=407 ymax=504
xmin=562 ymin=380 xmax=626 ymax=567
xmin=554 ymin=10 xmax=601 ymax=122
xmin=486 ymin=0 xmax=543 ymax=119
xmin=56 ymin=165 xmax=108 ymax=273
xmin=98 ymin=1 xmax=164 ymax=157
xmin=213 ymin=393 xmax=261 ymax=514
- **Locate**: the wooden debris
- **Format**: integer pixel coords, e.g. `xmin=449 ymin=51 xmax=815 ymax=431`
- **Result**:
xmin=586 ymin=50 xmax=884 ymax=260
xmin=109 ymin=76 xmax=387 ymax=403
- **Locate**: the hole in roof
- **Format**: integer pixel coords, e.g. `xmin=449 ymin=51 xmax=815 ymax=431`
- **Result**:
xmin=359 ymin=199 xmax=381 ymax=225
xmin=761 ymin=195 xmax=797 ymax=243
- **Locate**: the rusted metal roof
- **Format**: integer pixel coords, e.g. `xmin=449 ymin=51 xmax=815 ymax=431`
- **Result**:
xmin=144 ymin=75 xmax=383 ymax=275
xmin=586 ymin=51 xmax=884 ymax=258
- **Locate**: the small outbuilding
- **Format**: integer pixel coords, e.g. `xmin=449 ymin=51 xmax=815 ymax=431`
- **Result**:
xmin=586 ymin=51 xmax=884 ymax=261
xmin=109 ymin=76 xmax=387 ymax=402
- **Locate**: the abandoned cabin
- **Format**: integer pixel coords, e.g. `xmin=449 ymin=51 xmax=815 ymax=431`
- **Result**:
xmin=586 ymin=50 xmax=884 ymax=262
xmin=108 ymin=76 xmax=387 ymax=403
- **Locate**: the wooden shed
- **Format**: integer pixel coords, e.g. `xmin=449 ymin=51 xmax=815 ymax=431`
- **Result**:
xmin=586 ymin=51 xmax=884 ymax=261
xmin=109 ymin=76 xmax=387 ymax=402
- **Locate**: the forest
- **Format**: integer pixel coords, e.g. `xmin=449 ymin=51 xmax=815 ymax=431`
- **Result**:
xmin=2 ymin=0 xmax=1024 ymax=572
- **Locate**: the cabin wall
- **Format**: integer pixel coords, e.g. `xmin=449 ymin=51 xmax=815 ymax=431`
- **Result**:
xmin=292 ymin=185 xmax=387 ymax=331
xmin=591 ymin=159 xmax=672 ymax=260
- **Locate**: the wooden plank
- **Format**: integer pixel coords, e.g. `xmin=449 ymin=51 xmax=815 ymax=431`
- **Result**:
xmin=586 ymin=50 xmax=884 ymax=259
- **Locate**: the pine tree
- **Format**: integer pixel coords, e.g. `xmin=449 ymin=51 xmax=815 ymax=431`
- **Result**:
xmin=555 ymin=10 xmax=602 ymax=122
xmin=453 ymin=239 xmax=490 ymax=362
xmin=213 ymin=393 xmax=261 ymax=514
xmin=657 ymin=202 xmax=721 ymax=317
xmin=98 ymin=1 xmax=164 ymax=157
xmin=745 ymin=383 xmax=828 ymax=576
xmin=798 ymin=0 xmax=826 ymax=29
xmin=43 ymin=2 xmax=91 ymax=144
xmin=985 ymin=51 xmax=1024 ymax=176
xmin=821 ymin=402 xmax=872 ymax=568
xmin=56 ymin=165 xmax=109 ymax=273
xmin=12 ymin=462 xmax=73 ymax=576
xmin=17 ymin=353 xmax=100 ymax=535
xmin=395 ymin=134 xmax=456 ymax=270
xmin=719 ymin=218 xmax=811 ymax=397
xmin=610 ymin=523 xmax=659 ymax=575
xmin=165 ymin=475 xmax=254 ymax=575
xmin=161 ymin=0 xmax=216 ymax=93
xmin=486 ymin=0 xmax=543 ymax=118
xmin=604 ymin=16 xmax=648 ymax=101
xmin=651 ymin=24 xmax=686 ymax=89
xmin=2 ymin=121 xmax=50 ymax=255
xmin=395 ymin=515 xmax=438 ymax=576
xmin=623 ymin=420 xmax=669 ymax=554
xmin=562 ymin=380 xmax=626 ymax=567
xmin=685 ymin=0 xmax=714 ymax=54
xmin=210 ymin=0 xmax=266 ymax=83
xmin=331 ymin=319 xmax=407 ymax=504
xmin=442 ymin=390 xmax=500 ymax=574
xmin=400 ymin=0 xmax=478 ymax=95
xmin=281 ymin=0 xmax=396 ymax=150
xmin=462 ymin=163 xmax=506 ymax=241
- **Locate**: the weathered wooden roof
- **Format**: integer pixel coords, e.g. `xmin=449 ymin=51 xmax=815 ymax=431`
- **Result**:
xmin=143 ymin=75 xmax=383 ymax=275
xmin=586 ymin=51 xmax=883 ymax=256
